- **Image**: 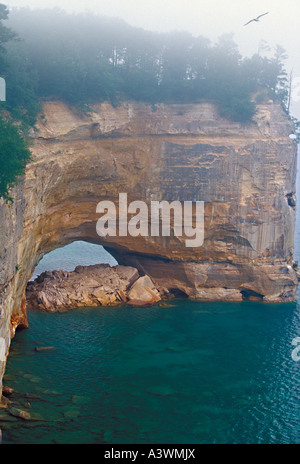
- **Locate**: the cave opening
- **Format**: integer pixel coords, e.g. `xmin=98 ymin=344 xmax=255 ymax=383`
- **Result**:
xmin=167 ymin=288 xmax=189 ymax=299
xmin=240 ymin=289 xmax=264 ymax=301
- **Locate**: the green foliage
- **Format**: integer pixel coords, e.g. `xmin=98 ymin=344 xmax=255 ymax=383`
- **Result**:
xmin=0 ymin=4 xmax=39 ymax=130
xmin=3 ymin=46 xmax=40 ymax=128
xmin=0 ymin=3 xmax=17 ymax=53
xmin=0 ymin=116 xmax=32 ymax=201
xmin=218 ymin=97 xmax=256 ymax=123
xmin=3 ymin=8 xmax=291 ymax=125
xmin=0 ymin=3 xmax=33 ymax=200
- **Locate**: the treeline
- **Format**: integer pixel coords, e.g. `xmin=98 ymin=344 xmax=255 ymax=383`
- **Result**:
xmin=2 ymin=7 xmax=289 ymax=126
xmin=0 ymin=5 xmax=292 ymax=200
xmin=0 ymin=4 xmax=31 ymax=201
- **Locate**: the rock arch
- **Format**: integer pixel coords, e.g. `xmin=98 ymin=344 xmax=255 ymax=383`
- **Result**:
xmin=0 ymin=100 xmax=298 ymax=388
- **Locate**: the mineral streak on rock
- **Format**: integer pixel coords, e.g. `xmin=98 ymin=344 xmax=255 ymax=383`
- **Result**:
xmin=0 ymin=100 xmax=298 ymax=395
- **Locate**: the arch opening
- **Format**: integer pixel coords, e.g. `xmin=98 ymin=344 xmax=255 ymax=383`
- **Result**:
xmin=31 ymin=241 xmax=118 ymax=281
xmin=25 ymin=241 xmax=165 ymax=312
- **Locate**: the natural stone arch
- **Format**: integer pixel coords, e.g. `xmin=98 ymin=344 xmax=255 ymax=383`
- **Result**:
xmin=0 ymin=99 xmax=298 ymax=394
xmin=3 ymin=99 xmax=298 ymax=335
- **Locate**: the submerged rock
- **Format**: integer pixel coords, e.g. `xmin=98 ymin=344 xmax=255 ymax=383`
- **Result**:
xmin=7 ymin=406 xmax=44 ymax=422
xmin=71 ymin=395 xmax=90 ymax=405
xmin=24 ymin=393 xmax=42 ymax=400
xmin=34 ymin=346 xmax=56 ymax=352
xmin=63 ymin=407 xmax=81 ymax=420
xmin=0 ymin=413 xmax=18 ymax=423
xmin=8 ymin=407 xmax=31 ymax=421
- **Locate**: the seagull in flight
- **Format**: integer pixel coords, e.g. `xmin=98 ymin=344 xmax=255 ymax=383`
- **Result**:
xmin=244 ymin=12 xmax=269 ymax=26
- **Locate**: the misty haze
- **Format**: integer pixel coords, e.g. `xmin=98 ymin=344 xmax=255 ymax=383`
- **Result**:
xmin=0 ymin=1 xmax=299 ymax=447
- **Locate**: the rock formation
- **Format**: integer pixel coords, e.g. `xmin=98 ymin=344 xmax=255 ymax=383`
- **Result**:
xmin=0 ymin=99 xmax=298 ymax=395
xmin=26 ymin=264 xmax=161 ymax=311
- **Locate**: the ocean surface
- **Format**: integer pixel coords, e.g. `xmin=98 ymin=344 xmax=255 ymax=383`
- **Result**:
xmin=2 ymin=159 xmax=300 ymax=444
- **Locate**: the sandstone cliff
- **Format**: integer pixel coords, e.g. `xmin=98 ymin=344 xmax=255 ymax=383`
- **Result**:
xmin=0 ymin=100 xmax=298 ymax=395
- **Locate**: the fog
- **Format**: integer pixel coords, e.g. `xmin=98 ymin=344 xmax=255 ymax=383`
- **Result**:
xmin=3 ymin=0 xmax=300 ymax=117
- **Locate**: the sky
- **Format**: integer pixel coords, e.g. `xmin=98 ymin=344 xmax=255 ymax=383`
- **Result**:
xmin=3 ymin=0 xmax=300 ymax=117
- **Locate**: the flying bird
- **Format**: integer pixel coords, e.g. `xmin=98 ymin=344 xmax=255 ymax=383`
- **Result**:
xmin=244 ymin=12 xmax=269 ymax=26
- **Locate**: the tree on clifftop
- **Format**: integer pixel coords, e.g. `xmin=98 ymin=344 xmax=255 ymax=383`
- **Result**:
xmin=0 ymin=116 xmax=32 ymax=201
xmin=0 ymin=3 xmax=17 ymax=58
xmin=0 ymin=5 xmax=31 ymax=202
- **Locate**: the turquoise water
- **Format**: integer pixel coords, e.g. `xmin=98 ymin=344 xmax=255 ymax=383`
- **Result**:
xmin=1 ymin=154 xmax=300 ymax=444
xmin=2 ymin=300 xmax=300 ymax=444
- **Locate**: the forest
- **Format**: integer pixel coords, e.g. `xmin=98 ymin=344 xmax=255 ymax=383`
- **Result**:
xmin=0 ymin=5 xmax=293 ymax=199
xmin=2 ymin=6 xmax=291 ymax=123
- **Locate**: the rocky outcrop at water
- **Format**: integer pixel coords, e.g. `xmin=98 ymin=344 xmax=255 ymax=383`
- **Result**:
xmin=26 ymin=264 xmax=161 ymax=311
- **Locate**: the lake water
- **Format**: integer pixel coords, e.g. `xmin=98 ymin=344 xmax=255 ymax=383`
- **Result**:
xmin=1 ymin=159 xmax=300 ymax=444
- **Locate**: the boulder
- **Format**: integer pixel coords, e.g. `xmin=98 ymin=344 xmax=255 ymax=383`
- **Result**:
xmin=8 ymin=407 xmax=31 ymax=421
xmin=127 ymin=276 xmax=161 ymax=305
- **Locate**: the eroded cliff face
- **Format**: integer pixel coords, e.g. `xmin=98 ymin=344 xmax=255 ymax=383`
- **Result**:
xmin=0 ymin=100 xmax=298 ymax=393
xmin=0 ymin=184 xmax=28 ymax=391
